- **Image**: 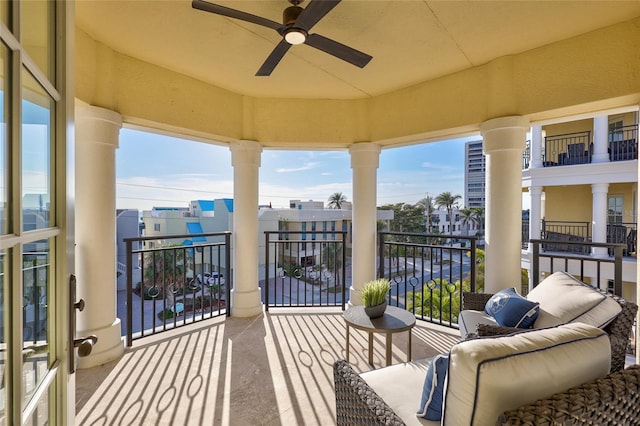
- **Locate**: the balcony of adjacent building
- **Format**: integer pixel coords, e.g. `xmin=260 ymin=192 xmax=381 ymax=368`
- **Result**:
xmin=522 ymin=123 xmax=639 ymax=170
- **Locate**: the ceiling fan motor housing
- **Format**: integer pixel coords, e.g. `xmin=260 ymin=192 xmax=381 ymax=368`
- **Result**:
xmin=283 ymin=5 xmax=303 ymax=26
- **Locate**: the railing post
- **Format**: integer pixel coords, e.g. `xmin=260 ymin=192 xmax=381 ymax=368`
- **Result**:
xmin=614 ymin=245 xmax=623 ymax=296
xmin=378 ymin=232 xmax=385 ymax=279
xmin=126 ymin=239 xmax=133 ymax=347
xmin=225 ymin=232 xmax=231 ymax=317
xmin=532 ymin=240 xmax=540 ymax=288
xmin=265 ymin=232 xmax=270 ymax=312
xmin=341 ymin=231 xmax=346 ymax=310
xmin=470 ymin=238 xmax=476 ymax=292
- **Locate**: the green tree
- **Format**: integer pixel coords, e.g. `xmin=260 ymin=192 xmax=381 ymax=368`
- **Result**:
xmin=435 ymin=192 xmax=461 ymax=233
xmin=416 ymin=195 xmax=436 ymax=232
xmin=142 ymin=245 xmax=187 ymax=299
xmin=458 ymin=207 xmax=479 ymax=235
xmin=379 ymin=203 xmax=426 ymax=235
xmin=407 ymin=278 xmax=460 ymax=323
xmin=322 ymin=242 xmax=343 ymax=287
xmin=472 ymin=207 xmax=485 ymax=236
xmin=327 ymin=192 xmax=347 ymax=209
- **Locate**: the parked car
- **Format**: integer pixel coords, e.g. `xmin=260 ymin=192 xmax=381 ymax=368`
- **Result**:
xmin=196 ymin=272 xmax=225 ymax=287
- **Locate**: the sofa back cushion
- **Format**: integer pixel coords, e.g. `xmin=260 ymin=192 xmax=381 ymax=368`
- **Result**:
xmin=526 ymin=271 xmax=621 ymax=328
xmin=442 ymin=323 xmax=611 ymax=426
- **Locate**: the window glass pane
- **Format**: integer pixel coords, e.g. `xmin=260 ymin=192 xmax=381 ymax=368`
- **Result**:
xmin=22 ymin=69 xmax=52 ymax=231
xmin=23 ymin=239 xmax=50 ymax=406
xmin=0 ymin=42 xmax=8 ymax=235
xmin=21 ymin=0 xmax=53 ymax=80
xmin=608 ymin=196 xmax=623 ymax=224
xmin=24 ymin=381 xmax=50 ymax=425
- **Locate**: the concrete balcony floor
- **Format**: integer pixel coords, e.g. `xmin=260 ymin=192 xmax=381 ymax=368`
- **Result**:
xmin=75 ymin=307 xmax=460 ymax=425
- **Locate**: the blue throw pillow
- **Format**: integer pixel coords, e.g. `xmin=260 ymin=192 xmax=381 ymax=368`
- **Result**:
xmin=484 ymin=288 xmax=539 ymax=328
xmin=416 ymin=353 xmax=449 ymax=420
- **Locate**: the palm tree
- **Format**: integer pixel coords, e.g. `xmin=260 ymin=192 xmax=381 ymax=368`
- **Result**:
xmin=458 ymin=208 xmax=478 ymax=234
xmin=327 ymin=192 xmax=347 ymax=209
xmin=417 ymin=195 xmax=436 ymax=232
xmin=435 ymin=192 xmax=462 ymax=233
xmin=471 ymin=207 xmax=485 ymax=235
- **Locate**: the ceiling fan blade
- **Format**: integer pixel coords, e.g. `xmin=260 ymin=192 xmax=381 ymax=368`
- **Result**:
xmin=305 ymin=33 xmax=372 ymax=68
xmin=192 ymin=0 xmax=283 ymax=31
xmin=256 ymin=40 xmax=292 ymax=76
xmin=295 ymin=0 xmax=341 ymax=32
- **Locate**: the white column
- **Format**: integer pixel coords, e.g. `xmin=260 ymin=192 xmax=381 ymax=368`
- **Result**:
xmin=531 ymin=125 xmax=543 ymax=169
xmin=527 ymin=186 xmax=543 ymax=292
xmin=75 ymin=102 xmax=124 ymax=368
xmin=592 ymin=115 xmax=609 ymax=163
xmin=528 ymin=186 xmax=543 ymax=249
xmin=481 ymin=116 xmax=529 ymax=293
xmin=348 ymin=142 xmax=381 ymax=305
xmin=592 ymin=183 xmax=609 ymax=256
xmin=230 ymin=140 xmax=263 ymax=317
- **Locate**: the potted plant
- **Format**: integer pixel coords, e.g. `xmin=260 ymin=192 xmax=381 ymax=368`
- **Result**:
xmin=361 ymin=278 xmax=391 ymax=318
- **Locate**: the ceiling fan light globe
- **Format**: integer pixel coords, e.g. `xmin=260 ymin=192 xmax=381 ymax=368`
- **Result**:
xmin=284 ymin=28 xmax=306 ymax=45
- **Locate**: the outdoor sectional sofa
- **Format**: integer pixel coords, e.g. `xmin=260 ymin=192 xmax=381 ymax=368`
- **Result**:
xmin=459 ymin=271 xmax=638 ymax=373
xmin=334 ymin=272 xmax=640 ymax=425
xmin=334 ymin=323 xmax=640 ymax=425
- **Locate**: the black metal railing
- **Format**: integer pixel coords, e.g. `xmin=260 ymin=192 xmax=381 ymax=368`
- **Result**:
xmin=607 ymin=222 xmax=637 ymax=256
xmin=123 ymin=232 xmax=231 ymax=346
xmin=264 ymin=231 xmax=347 ymax=310
xmin=609 ymin=124 xmax=638 ymax=161
xmin=522 ymin=139 xmax=531 ymax=170
xmin=543 ymin=131 xmax=592 ymax=167
xmin=530 ymin=239 xmax=624 ymax=296
xmin=377 ymin=232 xmax=477 ymax=328
xmin=23 ymin=251 xmax=49 ymax=343
xmin=541 ymin=219 xmax=591 ymax=254
xmin=522 ymin=220 xmax=529 ymax=249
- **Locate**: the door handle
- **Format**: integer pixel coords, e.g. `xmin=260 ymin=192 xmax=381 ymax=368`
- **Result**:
xmin=69 ymin=274 xmax=98 ymax=373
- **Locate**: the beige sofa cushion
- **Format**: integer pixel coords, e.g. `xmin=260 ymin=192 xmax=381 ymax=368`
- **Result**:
xmin=458 ymin=309 xmax=498 ymax=339
xmin=442 ymin=322 xmax=611 ymax=425
xmin=360 ymin=358 xmax=439 ymax=426
xmin=527 ymin=271 xmax=621 ymax=328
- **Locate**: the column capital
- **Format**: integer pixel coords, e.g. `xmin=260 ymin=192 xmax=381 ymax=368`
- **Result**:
xmin=230 ymin=140 xmax=262 ymax=167
xmin=529 ymin=186 xmax=544 ymax=196
xmin=349 ymin=142 xmax=381 ymax=168
xmin=75 ymin=101 xmax=122 ymax=148
xmin=481 ymin=116 xmax=530 ymax=153
xmin=591 ymin=182 xmax=610 ymax=194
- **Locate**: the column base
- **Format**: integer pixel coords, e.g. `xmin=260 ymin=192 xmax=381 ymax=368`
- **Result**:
xmin=231 ymin=287 xmax=263 ymax=317
xmin=348 ymin=286 xmax=363 ymax=307
xmin=76 ymin=318 xmax=124 ymax=369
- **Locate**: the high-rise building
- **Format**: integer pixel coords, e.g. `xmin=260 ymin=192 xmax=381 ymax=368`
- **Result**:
xmin=464 ymin=140 xmax=486 ymax=209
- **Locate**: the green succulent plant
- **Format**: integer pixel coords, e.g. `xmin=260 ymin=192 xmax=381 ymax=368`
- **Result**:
xmin=361 ymin=278 xmax=391 ymax=307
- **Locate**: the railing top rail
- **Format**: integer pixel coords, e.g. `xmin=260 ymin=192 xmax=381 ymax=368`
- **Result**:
xmin=530 ymin=238 xmax=625 ymax=249
xmin=123 ymin=231 xmax=231 ymax=243
xmin=264 ymin=230 xmax=347 ymax=235
xmin=612 ymin=124 xmax=639 ymax=131
xmin=542 ymin=220 xmax=591 ymax=225
xmin=545 ymin=130 xmax=591 ymax=139
xmin=379 ymin=231 xmax=478 ymax=241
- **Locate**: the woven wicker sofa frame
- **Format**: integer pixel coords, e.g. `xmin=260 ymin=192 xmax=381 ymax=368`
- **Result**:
xmin=461 ymin=289 xmax=638 ymax=373
xmin=334 ymin=360 xmax=640 ymax=425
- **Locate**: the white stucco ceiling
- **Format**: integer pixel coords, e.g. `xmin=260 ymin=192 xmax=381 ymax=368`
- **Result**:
xmin=75 ymin=0 xmax=640 ymax=100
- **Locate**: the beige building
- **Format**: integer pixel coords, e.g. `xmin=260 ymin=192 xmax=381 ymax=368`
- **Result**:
xmin=522 ymin=110 xmax=639 ymax=301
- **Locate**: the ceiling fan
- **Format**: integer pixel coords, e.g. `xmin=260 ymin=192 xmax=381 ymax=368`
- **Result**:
xmin=192 ymin=0 xmax=373 ymax=76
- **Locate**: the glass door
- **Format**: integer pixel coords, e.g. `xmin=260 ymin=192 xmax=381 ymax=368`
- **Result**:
xmin=0 ymin=1 xmax=72 ymax=424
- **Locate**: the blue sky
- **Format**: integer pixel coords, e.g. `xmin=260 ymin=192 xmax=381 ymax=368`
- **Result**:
xmin=116 ymin=128 xmax=478 ymax=211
